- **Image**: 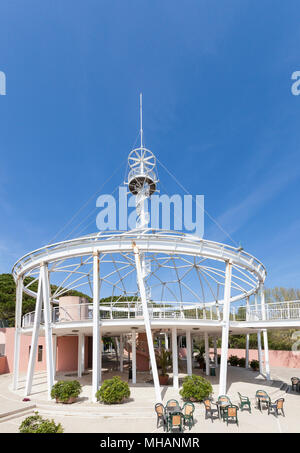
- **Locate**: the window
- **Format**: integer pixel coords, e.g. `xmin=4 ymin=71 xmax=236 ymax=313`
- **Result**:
xmin=38 ymin=345 xmax=43 ymax=362
xmin=28 ymin=345 xmax=43 ymax=361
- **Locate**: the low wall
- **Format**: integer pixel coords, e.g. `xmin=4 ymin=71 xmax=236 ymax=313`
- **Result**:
xmin=210 ymin=348 xmax=300 ymax=368
xmin=0 ymin=356 xmax=9 ymax=374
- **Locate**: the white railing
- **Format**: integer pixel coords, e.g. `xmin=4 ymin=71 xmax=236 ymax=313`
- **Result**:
xmin=22 ymin=301 xmax=221 ymax=327
xmin=233 ymin=300 xmax=300 ymax=322
xmin=21 ymin=299 xmax=300 ymax=328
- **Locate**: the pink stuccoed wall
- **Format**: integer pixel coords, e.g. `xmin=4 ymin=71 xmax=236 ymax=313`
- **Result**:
xmin=56 ymin=336 xmax=78 ymax=372
xmin=210 ymin=348 xmax=300 ymax=368
xmin=3 ymin=327 xmax=47 ymax=373
xmin=1 ymin=328 xmax=81 ymax=374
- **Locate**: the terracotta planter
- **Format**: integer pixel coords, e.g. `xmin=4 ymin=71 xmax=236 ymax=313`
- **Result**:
xmin=159 ymin=374 xmax=169 ymax=385
xmin=56 ymin=396 xmax=77 ymax=404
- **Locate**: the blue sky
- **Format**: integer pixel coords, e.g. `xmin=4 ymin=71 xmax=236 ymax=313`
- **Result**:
xmin=0 ymin=0 xmax=300 ymax=289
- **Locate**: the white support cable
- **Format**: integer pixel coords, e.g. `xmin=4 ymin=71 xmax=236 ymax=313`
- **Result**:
xmin=49 ymin=158 xmax=127 ymax=244
xmin=63 ymin=185 xmax=120 ymax=240
xmin=156 ymin=158 xmax=239 ymax=247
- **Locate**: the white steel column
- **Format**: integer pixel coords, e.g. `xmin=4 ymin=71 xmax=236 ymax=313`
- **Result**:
xmin=25 ymin=271 xmax=43 ymax=396
xmin=53 ymin=334 xmax=57 ymax=378
xmin=186 ymin=331 xmax=192 ymax=376
xmin=257 ymin=330 xmax=263 ymax=374
xmin=172 ymin=327 xmax=179 ymax=389
xmin=260 ymin=284 xmax=271 ymax=380
xmin=245 ymin=334 xmax=250 ymax=368
xmin=263 ymin=329 xmax=270 ymax=379
xmin=13 ymin=278 xmax=23 ymax=391
xmin=133 ymin=243 xmax=161 ymax=402
xmin=219 ymin=261 xmax=232 ymax=396
xmin=132 ymin=332 xmax=136 ymax=384
xmin=41 ymin=263 xmax=54 ymax=400
xmin=214 ymin=337 xmax=218 ymax=367
xmin=92 ymin=252 xmax=101 ymax=402
xmin=204 ymin=332 xmax=210 ymax=376
xmin=245 ymin=297 xmax=250 ymax=368
xmin=120 ymin=335 xmax=124 ymax=372
xmin=165 ymin=333 xmax=169 ymax=350
xmin=78 ymin=333 xmax=84 ymax=378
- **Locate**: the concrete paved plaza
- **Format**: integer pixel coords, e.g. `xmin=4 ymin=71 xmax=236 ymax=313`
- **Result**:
xmin=0 ymin=365 xmax=299 ymax=433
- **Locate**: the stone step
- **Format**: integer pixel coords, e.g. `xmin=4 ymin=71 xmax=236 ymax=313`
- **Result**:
xmin=0 ymin=405 xmax=36 ymax=422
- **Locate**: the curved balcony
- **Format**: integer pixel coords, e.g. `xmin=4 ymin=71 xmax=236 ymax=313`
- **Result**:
xmin=21 ymin=300 xmax=300 ymax=329
xmin=22 ymin=301 xmax=222 ymax=328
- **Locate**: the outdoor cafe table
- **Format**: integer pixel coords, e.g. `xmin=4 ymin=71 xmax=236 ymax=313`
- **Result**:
xmin=216 ymin=401 xmax=230 ymax=419
xmin=165 ymin=405 xmax=181 ymax=416
xmin=256 ymin=394 xmax=270 ymax=411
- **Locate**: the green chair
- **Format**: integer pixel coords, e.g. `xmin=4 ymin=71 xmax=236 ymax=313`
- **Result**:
xmin=168 ymin=412 xmax=184 ymax=432
xmin=182 ymin=402 xmax=195 ymax=430
xmin=255 ymin=390 xmax=270 ymax=412
xmin=237 ymin=392 xmax=251 ymax=413
xmin=203 ymin=398 xmax=219 ymax=422
xmin=291 ymin=377 xmax=300 ymax=392
xmin=268 ymin=398 xmax=285 ymax=417
xmin=165 ymin=399 xmax=180 ymax=429
xmin=223 ymin=404 xmax=239 ymax=426
xmin=155 ymin=403 xmax=166 ymax=431
xmin=165 ymin=399 xmax=180 ymax=411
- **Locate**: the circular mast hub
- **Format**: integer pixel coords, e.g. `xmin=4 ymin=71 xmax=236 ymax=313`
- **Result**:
xmin=127 ymin=94 xmax=158 ymax=197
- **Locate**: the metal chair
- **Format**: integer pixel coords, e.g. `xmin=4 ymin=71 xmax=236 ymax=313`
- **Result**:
xmin=203 ymin=398 xmax=219 ymax=422
xmin=165 ymin=399 xmax=180 ymax=410
xmin=268 ymin=398 xmax=285 ymax=417
xmin=155 ymin=403 xmax=166 ymax=431
xmin=168 ymin=411 xmax=184 ymax=432
xmin=223 ymin=404 xmax=239 ymax=426
xmin=237 ymin=392 xmax=251 ymax=413
xmin=182 ymin=402 xmax=195 ymax=430
xmin=291 ymin=377 xmax=300 ymax=392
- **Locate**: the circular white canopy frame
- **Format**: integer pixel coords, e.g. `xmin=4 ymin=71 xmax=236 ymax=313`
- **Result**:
xmin=12 ymin=229 xmax=266 ymax=306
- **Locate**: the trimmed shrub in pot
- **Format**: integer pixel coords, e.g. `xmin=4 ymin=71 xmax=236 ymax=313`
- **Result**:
xmin=96 ymin=376 xmax=130 ymax=404
xmin=19 ymin=412 xmax=64 ymax=433
xmin=51 ymin=380 xmax=82 ymax=404
xmin=250 ymin=359 xmax=259 ymax=371
xmin=228 ymin=355 xmax=239 ymax=366
xmin=238 ymin=357 xmax=246 ymax=368
xmin=156 ymin=348 xmax=172 ymax=385
xmin=179 ymin=374 xmax=213 ymax=402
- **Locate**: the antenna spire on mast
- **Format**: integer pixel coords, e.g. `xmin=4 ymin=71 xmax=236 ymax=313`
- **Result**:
xmin=140 ymin=93 xmax=143 ymax=148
